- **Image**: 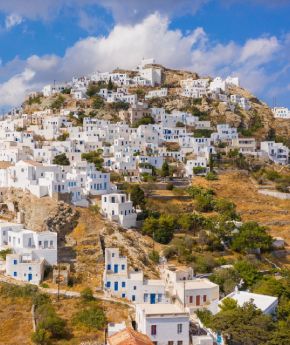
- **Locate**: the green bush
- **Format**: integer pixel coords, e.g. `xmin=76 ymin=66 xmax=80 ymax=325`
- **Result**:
xmin=52 ymin=153 xmax=70 ymax=166
xmin=149 ymin=250 xmax=160 ymax=263
xmin=205 ymin=172 xmax=218 ymax=180
xmin=73 ymin=305 xmax=106 ymax=330
xmin=81 ymin=288 xmax=95 ymax=301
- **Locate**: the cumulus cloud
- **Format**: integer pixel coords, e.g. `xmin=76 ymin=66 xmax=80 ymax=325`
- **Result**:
xmin=5 ymin=13 xmax=23 ymax=30
xmin=0 ymin=13 xmax=288 ymax=107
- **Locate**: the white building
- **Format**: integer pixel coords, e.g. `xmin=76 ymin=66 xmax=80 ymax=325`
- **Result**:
xmin=231 ymin=138 xmax=256 ymax=155
xmin=101 ymin=193 xmax=137 ymax=228
xmin=42 ymin=84 xmax=68 ymax=97
xmin=260 ymin=141 xmax=289 ymax=165
xmin=211 ymin=124 xmax=238 ymax=144
xmin=136 ymin=303 xmax=190 ymax=345
xmin=272 ymin=107 xmax=290 ymax=119
xmin=0 ymin=222 xmax=57 ymax=285
xmin=145 ymin=88 xmax=168 ymax=100
xmin=230 ymin=95 xmax=251 ymax=111
xmin=103 ymin=248 xmax=168 ymax=304
xmin=161 ymin=265 xmax=220 ymax=314
xmin=219 ymin=290 xmax=278 ymax=315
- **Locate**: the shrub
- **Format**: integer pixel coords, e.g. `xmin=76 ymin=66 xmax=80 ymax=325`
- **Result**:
xmin=193 ymin=166 xmax=206 ymax=175
xmin=133 ymin=115 xmax=155 ymax=127
xmin=195 ymin=194 xmax=214 ymax=212
xmin=142 ymin=215 xmax=176 ymax=244
xmin=0 ymin=248 xmax=12 ymax=260
xmin=52 ymin=153 xmax=70 ymax=166
xmin=149 ymin=250 xmax=160 ymax=263
xmin=166 ymin=182 xmax=174 ymax=190
xmin=205 ymin=172 xmax=218 ymax=180
xmin=81 ymin=288 xmax=95 ymax=301
xmin=73 ymin=305 xmax=106 ymax=330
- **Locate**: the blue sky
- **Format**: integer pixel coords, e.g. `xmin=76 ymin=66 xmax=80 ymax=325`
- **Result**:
xmin=0 ymin=0 xmax=290 ymax=109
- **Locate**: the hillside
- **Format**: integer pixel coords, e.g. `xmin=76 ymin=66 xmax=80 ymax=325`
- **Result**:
xmin=21 ymin=65 xmax=287 ymax=143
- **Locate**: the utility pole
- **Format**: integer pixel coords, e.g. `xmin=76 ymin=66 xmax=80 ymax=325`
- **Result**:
xmin=57 ymin=263 xmax=60 ymax=301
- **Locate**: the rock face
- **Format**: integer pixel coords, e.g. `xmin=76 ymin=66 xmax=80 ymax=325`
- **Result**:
xmin=1 ymin=188 xmax=79 ymax=242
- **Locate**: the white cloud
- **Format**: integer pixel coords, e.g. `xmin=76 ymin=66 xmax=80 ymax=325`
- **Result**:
xmin=5 ymin=13 xmax=23 ymax=30
xmin=0 ymin=13 xmax=288 ymax=107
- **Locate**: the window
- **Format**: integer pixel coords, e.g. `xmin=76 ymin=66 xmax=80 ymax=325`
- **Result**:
xmin=122 ymin=282 xmax=126 ymax=288
xmin=151 ymin=325 xmax=157 ymax=335
xmin=177 ymin=342 xmax=183 ymax=345
xmin=144 ymin=294 xmax=148 ymax=302
xmin=189 ymin=296 xmax=193 ymax=303
xmin=168 ymin=341 xmax=174 ymax=345
xmin=107 ymin=264 xmax=111 ymax=271
xmin=13 ymin=260 xmax=17 ymax=265
xmin=106 ymin=281 xmax=111 ymax=288
xmin=196 ymin=295 xmax=201 ymax=306
xmin=203 ymin=295 xmax=207 ymax=302
xmin=133 ymin=286 xmax=137 ymax=290
xmin=122 ymin=293 xmax=126 ymax=298
xmin=121 ymin=264 xmax=125 ymax=270
xmin=177 ymin=323 xmax=183 ymax=334
xmin=132 ymin=295 xmax=136 ymax=302
xmin=13 ymin=272 xmax=17 ymax=277
xmin=157 ymin=294 xmax=162 ymax=302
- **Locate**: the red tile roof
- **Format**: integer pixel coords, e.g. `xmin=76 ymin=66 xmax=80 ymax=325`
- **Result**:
xmin=108 ymin=327 xmax=153 ymax=345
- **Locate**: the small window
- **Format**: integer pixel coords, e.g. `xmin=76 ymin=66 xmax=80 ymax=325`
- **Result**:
xmin=122 ymin=282 xmax=126 ymax=288
xmin=106 ymin=281 xmax=111 ymax=288
xmin=177 ymin=323 xmax=183 ymax=334
xmin=133 ymin=286 xmax=136 ymax=290
xmin=151 ymin=325 xmax=157 ymax=336
xmin=121 ymin=264 xmax=125 ymax=270
xmin=13 ymin=272 xmax=17 ymax=277
xmin=13 ymin=260 xmax=17 ymax=265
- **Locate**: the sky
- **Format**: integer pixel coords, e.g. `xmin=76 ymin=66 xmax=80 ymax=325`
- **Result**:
xmin=0 ymin=0 xmax=290 ymax=111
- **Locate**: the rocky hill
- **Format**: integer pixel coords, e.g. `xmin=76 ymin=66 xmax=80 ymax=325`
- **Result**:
xmin=21 ymin=65 xmax=290 ymax=143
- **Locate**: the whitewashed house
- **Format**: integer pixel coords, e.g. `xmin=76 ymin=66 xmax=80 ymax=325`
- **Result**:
xmin=145 ymin=88 xmax=168 ymax=99
xmin=101 ymin=193 xmax=137 ymax=228
xmin=103 ymin=248 xmax=168 ymax=304
xmin=260 ymin=141 xmax=289 ymax=165
xmin=161 ymin=265 xmax=219 ymax=314
xmin=272 ymin=107 xmax=290 ymax=119
xmin=136 ymin=304 xmax=190 ymax=345
xmin=211 ymin=124 xmax=238 ymax=144
xmin=0 ymin=222 xmax=57 ymax=285
xmin=219 ymin=290 xmax=278 ymax=315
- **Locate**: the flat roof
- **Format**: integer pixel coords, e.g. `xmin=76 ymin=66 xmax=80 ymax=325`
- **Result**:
xmin=177 ymin=279 xmax=218 ymax=290
xmin=223 ymin=291 xmax=278 ymax=311
xmin=137 ymin=303 xmax=188 ymax=316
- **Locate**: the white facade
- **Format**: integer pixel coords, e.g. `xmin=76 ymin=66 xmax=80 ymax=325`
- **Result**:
xmin=219 ymin=290 xmax=278 ymax=315
xmin=272 ymin=107 xmax=290 ymax=119
xmin=103 ymin=248 xmax=168 ymax=304
xmin=136 ymin=304 xmax=190 ymax=345
xmin=145 ymin=88 xmax=168 ymax=99
xmin=0 ymin=221 xmax=57 ymax=284
xmin=260 ymin=141 xmax=289 ymax=165
xmin=101 ymin=193 xmax=137 ymax=228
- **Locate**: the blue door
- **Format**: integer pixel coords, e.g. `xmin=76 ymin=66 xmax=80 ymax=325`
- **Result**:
xmin=150 ymin=294 xmax=156 ymax=304
xmin=114 ymin=264 xmax=118 ymax=273
xmin=114 ymin=282 xmax=118 ymax=291
xmin=28 ymin=274 xmax=33 ymax=282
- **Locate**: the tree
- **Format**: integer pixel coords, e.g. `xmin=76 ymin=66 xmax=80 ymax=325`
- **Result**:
xmin=142 ymin=215 xmax=175 ymax=244
xmin=195 ymin=194 xmax=214 ymax=212
xmin=234 ymin=260 xmax=259 ymax=287
xmin=108 ymin=77 xmax=114 ymax=91
xmin=218 ymin=298 xmax=238 ymax=312
xmin=160 ymin=161 xmax=170 ymax=178
xmin=253 ymin=277 xmax=285 ymax=297
xmin=210 ymin=268 xmax=240 ymax=295
xmin=92 ymin=95 xmax=105 ymax=109
xmin=132 ymin=115 xmax=155 ymax=127
xmin=53 ymin=153 xmax=70 ymax=166
xmin=231 ymin=222 xmax=272 ymax=253
xmin=81 ymin=150 xmax=104 ymax=170
xmin=129 ymin=185 xmax=145 ymax=210
xmin=210 ymin=302 xmax=274 ymax=345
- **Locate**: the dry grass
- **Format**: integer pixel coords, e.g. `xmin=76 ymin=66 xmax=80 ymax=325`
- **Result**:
xmin=0 ymin=296 xmax=33 ymax=345
xmin=51 ymin=296 xmax=130 ymax=345
xmin=194 ymin=171 xmax=290 ymax=249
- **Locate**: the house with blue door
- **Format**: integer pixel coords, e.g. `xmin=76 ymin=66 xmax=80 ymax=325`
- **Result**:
xmin=103 ymin=248 xmax=168 ymax=304
xmin=5 ymin=253 xmax=45 ymax=285
xmin=0 ymin=221 xmax=57 ymax=285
